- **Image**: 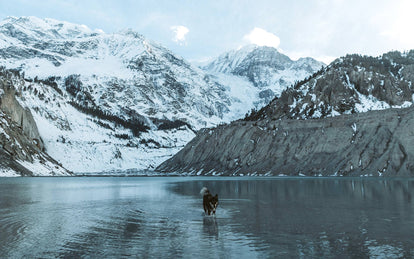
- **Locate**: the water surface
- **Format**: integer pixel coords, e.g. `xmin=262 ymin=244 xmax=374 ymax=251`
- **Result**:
xmin=1 ymin=177 xmax=413 ymax=258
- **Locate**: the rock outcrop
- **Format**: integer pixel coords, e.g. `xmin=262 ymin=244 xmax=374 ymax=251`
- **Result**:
xmin=0 ymin=69 xmax=71 ymax=176
xmin=157 ymin=107 xmax=414 ymax=176
xmin=0 ymin=76 xmax=44 ymax=149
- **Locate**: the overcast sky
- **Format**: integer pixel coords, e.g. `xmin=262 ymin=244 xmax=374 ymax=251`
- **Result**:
xmin=0 ymin=0 xmax=413 ymax=64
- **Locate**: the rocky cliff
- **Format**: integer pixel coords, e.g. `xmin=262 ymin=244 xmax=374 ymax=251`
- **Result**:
xmin=157 ymin=107 xmax=414 ymax=176
xmin=0 ymin=68 xmax=71 ymax=176
xmin=0 ymin=75 xmax=43 ymax=149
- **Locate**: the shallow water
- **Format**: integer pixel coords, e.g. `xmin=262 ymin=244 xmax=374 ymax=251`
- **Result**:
xmin=1 ymin=177 xmax=414 ymax=258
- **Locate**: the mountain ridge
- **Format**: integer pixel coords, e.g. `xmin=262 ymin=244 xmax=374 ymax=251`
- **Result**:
xmin=245 ymin=51 xmax=414 ymax=121
xmin=202 ymin=44 xmax=325 ymax=107
xmin=157 ymin=50 xmax=414 ymax=176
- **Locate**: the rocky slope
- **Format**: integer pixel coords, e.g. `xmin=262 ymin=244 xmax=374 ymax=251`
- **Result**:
xmin=203 ymin=45 xmax=324 ymax=107
xmin=157 ymin=51 xmax=414 ymax=176
xmin=157 ymin=107 xmax=414 ymax=176
xmin=0 ymin=68 xmax=71 ymax=176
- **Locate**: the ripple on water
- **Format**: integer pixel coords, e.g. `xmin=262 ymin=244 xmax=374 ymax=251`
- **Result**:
xmin=0 ymin=212 xmax=29 ymax=245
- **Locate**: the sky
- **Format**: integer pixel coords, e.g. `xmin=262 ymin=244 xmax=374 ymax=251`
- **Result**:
xmin=0 ymin=0 xmax=414 ymax=64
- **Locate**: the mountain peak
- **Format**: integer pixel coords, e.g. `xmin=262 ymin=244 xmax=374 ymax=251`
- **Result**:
xmin=0 ymin=16 xmax=103 ymax=41
xmin=236 ymin=44 xmax=280 ymax=52
xmin=203 ymin=44 xmax=324 ymax=104
xmin=204 ymin=44 xmax=287 ymax=74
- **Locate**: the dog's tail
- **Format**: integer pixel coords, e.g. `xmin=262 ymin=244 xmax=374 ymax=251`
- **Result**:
xmin=200 ymin=187 xmax=208 ymax=196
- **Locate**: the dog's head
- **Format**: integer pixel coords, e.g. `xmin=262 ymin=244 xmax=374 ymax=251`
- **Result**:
xmin=211 ymin=194 xmax=219 ymax=214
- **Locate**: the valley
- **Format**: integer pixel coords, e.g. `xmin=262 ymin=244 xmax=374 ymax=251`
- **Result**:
xmin=1 ymin=16 xmax=413 ymax=176
xmin=0 ymin=17 xmax=322 ymax=175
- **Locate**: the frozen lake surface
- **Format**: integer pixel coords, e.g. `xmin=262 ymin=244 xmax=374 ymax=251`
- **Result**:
xmin=1 ymin=176 xmax=414 ymax=258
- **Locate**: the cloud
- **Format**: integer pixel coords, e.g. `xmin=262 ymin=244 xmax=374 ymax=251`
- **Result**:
xmin=378 ymin=0 xmax=414 ymax=48
xmin=243 ymin=27 xmax=281 ymax=48
xmin=170 ymin=25 xmax=189 ymax=45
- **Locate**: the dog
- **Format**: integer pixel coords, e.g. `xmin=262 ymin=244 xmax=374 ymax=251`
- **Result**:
xmin=200 ymin=187 xmax=219 ymax=215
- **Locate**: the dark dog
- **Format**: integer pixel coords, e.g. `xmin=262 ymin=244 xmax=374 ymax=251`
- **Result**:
xmin=200 ymin=187 xmax=218 ymax=215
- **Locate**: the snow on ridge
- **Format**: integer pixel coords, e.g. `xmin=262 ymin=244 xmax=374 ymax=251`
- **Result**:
xmin=0 ymin=17 xmax=193 ymax=81
xmin=204 ymin=44 xmax=260 ymax=73
xmin=202 ymin=44 xmax=324 ymax=111
xmin=0 ymin=167 xmax=20 ymax=177
xmin=0 ymin=16 xmax=100 ymax=39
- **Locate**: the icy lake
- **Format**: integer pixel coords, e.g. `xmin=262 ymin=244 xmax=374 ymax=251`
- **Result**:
xmin=1 ymin=176 xmax=414 ymax=258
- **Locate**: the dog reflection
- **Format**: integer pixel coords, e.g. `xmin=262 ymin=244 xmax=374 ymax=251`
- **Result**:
xmin=203 ymin=216 xmax=218 ymax=237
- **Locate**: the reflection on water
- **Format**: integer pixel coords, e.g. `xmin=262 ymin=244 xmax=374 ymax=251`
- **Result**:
xmin=0 ymin=177 xmax=414 ymax=258
xmin=203 ymin=216 xmax=219 ymax=238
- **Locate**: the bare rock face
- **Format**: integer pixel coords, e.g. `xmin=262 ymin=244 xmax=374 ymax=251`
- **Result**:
xmin=0 ymin=78 xmax=44 ymax=149
xmin=157 ymin=107 xmax=414 ymax=176
xmin=0 ymin=69 xmax=71 ymax=176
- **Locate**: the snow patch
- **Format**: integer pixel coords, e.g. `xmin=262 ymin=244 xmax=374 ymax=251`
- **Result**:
xmin=0 ymin=167 xmax=20 ymax=177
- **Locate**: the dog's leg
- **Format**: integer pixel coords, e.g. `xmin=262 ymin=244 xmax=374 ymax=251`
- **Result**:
xmin=203 ymin=203 xmax=207 ymax=214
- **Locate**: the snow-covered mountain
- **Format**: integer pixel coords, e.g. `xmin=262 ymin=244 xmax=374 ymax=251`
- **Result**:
xmin=203 ymin=45 xmax=325 ymax=107
xmin=0 ymin=16 xmax=235 ymax=128
xmin=0 ymin=16 xmax=241 ymax=173
xmin=0 ymin=17 xmax=325 ymax=175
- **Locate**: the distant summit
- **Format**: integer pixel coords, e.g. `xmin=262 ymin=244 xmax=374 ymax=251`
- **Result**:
xmin=203 ymin=45 xmax=324 ymax=106
xmin=0 ymin=16 xmax=103 ymax=40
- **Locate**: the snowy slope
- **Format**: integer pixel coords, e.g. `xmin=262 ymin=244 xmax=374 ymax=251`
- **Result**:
xmin=0 ymin=16 xmax=238 ymax=173
xmin=22 ymin=86 xmax=195 ymax=172
xmin=203 ymin=45 xmax=325 ymax=108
